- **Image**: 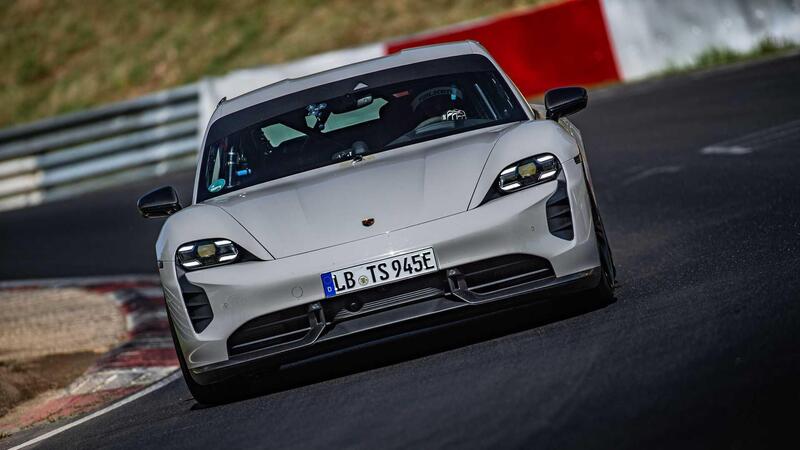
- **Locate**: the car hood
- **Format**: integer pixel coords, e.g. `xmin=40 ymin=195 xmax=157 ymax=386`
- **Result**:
xmin=207 ymin=124 xmax=515 ymax=258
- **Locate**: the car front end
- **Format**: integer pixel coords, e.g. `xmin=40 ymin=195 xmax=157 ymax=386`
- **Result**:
xmin=139 ymin=41 xmax=613 ymax=401
xmin=158 ymin=120 xmax=601 ymax=384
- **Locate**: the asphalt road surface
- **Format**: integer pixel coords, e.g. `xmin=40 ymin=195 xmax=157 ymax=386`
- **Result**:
xmin=3 ymin=54 xmax=800 ymax=449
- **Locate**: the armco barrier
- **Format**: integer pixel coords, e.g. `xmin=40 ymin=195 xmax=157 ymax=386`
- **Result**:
xmin=0 ymin=85 xmax=199 ymax=212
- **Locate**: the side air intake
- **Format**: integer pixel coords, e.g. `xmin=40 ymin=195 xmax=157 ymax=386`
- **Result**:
xmin=546 ymin=179 xmax=574 ymax=240
xmin=178 ymin=274 xmax=214 ymax=333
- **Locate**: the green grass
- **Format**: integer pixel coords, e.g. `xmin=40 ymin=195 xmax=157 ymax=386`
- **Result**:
xmin=0 ymin=0 xmax=549 ymax=128
xmin=661 ymin=36 xmax=799 ymax=76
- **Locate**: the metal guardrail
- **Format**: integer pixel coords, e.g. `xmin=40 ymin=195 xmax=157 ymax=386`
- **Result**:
xmin=0 ymin=84 xmax=200 ymax=212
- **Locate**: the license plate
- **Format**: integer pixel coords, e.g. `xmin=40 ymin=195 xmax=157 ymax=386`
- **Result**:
xmin=321 ymin=248 xmax=438 ymax=298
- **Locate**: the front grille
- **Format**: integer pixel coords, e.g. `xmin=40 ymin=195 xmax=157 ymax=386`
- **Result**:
xmin=546 ymin=179 xmax=574 ymax=240
xmin=457 ymin=254 xmax=554 ymax=294
xmin=322 ymin=272 xmax=448 ymax=322
xmin=227 ymin=304 xmax=311 ymax=356
xmin=178 ymin=274 xmax=214 ymax=333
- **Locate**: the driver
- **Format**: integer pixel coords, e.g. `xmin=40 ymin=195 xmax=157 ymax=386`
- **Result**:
xmin=411 ymin=85 xmax=467 ymax=127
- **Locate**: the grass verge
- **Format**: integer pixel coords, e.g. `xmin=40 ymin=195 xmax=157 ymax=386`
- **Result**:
xmin=660 ymin=36 xmax=799 ymax=76
xmin=0 ymin=0 xmax=548 ymax=128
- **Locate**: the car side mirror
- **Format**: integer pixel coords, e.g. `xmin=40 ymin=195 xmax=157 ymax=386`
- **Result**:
xmin=137 ymin=186 xmax=182 ymax=218
xmin=544 ymin=87 xmax=587 ymax=120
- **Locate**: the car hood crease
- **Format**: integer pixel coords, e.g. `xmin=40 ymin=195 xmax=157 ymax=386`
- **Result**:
xmin=208 ymin=126 xmax=514 ymax=259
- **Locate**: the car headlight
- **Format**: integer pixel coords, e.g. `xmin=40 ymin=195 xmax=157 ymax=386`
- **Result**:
xmin=497 ymin=153 xmax=561 ymax=193
xmin=478 ymin=153 xmax=562 ymax=206
xmin=176 ymin=239 xmax=240 ymax=270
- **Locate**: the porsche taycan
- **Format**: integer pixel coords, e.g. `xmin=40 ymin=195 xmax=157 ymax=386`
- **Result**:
xmin=138 ymin=41 xmax=616 ymax=403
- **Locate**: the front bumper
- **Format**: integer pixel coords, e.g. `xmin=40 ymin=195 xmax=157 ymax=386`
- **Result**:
xmin=159 ymin=157 xmax=600 ymax=379
xmin=192 ymin=261 xmax=600 ymax=384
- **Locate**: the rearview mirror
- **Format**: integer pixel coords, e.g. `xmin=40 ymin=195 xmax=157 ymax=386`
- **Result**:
xmin=137 ymin=186 xmax=182 ymax=218
xmin=544 ymin=87 xmax=587 ymax=120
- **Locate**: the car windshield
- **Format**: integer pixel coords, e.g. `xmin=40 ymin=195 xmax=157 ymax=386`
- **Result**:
xmin=198 ymin=55 xmax=527 ymax=201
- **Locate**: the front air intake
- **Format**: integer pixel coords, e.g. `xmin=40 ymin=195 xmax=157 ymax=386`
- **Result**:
xmin=322 ymin=272 xmax=448 ymax=322
xmin=227 ymin=304 xmax=313 ymax=356
xmin=177 ymin=274 xmax=214 ymax=333
xmin=546 ymin=179 xmax=574 ymax=240
xmin=457 ymin=254 xmax=554 ymax=294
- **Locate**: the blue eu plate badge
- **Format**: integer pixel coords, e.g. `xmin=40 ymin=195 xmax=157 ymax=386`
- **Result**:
xmin=321 ymin=272 xmax=336 ymax=298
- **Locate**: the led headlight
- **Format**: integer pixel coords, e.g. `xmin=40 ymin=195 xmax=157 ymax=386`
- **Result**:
xmin=176 ymin=239 xmax=239 ymax=270
xmin=497 ymin=153 xmax=560 ymax=193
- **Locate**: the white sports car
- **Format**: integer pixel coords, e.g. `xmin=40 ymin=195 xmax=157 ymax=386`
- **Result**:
xmin=138 ymin=41 xmax=615 ymax=404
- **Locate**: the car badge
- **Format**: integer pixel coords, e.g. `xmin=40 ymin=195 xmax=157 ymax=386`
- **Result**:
xmin=362 ymin=217 xmax=375 ymax=227
xmin=353 ymin=82 xmax=368 ymax=91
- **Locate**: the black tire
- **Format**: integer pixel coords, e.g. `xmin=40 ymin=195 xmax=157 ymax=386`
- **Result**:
xmin=166 ymin=308 xmax=241 ymax=405
xmin=588 ymin=250 xmax=615 ymax=302
xmin=588 ymin=198 xmax=616 ymax=302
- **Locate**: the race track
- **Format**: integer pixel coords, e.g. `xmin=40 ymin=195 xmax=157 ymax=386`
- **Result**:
xmin=3 ymin=54 xmax=800 ymax=449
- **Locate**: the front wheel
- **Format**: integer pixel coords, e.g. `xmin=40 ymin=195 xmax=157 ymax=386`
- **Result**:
xmin=166 ymin=308 xmax=243 ymax=405
xmin=587 ymin=202 xmax=616 ymax=302
xmin=587 ymin=251 xmax=615 ymax=302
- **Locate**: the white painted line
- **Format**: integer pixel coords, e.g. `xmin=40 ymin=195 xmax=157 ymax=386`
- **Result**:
xmin=621 ymin=165 xmax=682 ymax=186
xmin=700 ymin=145 xmax=752 ymax=155
xmin=700 ymin=118 xmax=800 ymax=155
xmin=8 ymin=370 xmax=180 ymax=450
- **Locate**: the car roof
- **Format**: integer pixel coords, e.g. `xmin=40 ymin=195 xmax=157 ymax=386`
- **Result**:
xmin=209 ymin=40 xmax=489 ymax=124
